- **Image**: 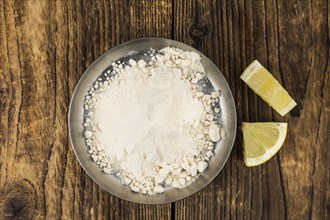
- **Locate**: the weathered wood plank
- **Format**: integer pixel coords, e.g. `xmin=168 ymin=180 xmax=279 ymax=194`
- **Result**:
xmin=173 ymin=0 xmax=329 ymax=219
xmin=63 ymin=0 xmax=173 ymax=219
xmin=275 ymin=0 xmax=329 ymax=219
xmin=173 ymin=1 xmax=217 ymax=219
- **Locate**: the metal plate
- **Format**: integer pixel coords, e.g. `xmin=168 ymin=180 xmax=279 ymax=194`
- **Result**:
xmin=68 ymin=38 xmax=237 ymax=204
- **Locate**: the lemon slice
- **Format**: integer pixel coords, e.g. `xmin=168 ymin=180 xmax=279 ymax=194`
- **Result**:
xmin=242 ymin=122 xmax=287 ymax=167
xmin=240 ymin=60 xmax=297 ymax=116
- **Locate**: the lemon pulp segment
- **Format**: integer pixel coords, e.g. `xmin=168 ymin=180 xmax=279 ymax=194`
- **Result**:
xmin=242 ymin=122 xmax=287 ymax=167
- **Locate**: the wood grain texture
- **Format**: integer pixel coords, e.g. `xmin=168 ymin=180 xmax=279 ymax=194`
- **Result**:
xmin=0 ymin=0 xmax=329 ymax=219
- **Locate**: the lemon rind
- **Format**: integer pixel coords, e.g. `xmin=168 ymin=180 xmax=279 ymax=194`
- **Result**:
xmin=240 ymin=60 xmax=261 ymax=82
xmin=278 ymin=100 xmax=297 ymax=116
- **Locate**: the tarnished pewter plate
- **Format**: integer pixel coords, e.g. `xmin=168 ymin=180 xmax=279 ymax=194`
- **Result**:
xmin=68 ymin=38 xmax=236 ymax=204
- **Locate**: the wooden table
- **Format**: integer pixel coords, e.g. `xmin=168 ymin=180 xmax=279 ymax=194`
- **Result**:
xmin=0 ymin=0 xmax=329 ymax=219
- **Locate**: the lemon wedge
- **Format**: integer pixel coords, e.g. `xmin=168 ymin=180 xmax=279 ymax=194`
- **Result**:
xmin=242 ymin=122 xmax=287 ymax=167
xmin=240 ymin=60 xmax=297 ymax=116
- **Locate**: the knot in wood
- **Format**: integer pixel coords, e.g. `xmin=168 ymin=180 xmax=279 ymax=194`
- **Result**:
xmin=0 ymin=179 xmax=37 ymax=219
xmin=189 ymin=22 xmax=209 ymax=41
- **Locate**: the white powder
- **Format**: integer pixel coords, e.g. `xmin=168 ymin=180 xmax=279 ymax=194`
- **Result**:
xmin=94 ymin=65 xmax=205 ymax=180
xmin=83 ymin=47 xmax=223 ymax=194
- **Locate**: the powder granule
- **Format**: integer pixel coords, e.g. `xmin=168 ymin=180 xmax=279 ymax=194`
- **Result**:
xmin=83 ymin=47 xmax=223 ymax=194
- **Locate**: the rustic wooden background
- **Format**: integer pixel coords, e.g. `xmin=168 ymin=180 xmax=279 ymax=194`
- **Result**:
xmin=0 ymin=0 xmax=329 ymax=219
